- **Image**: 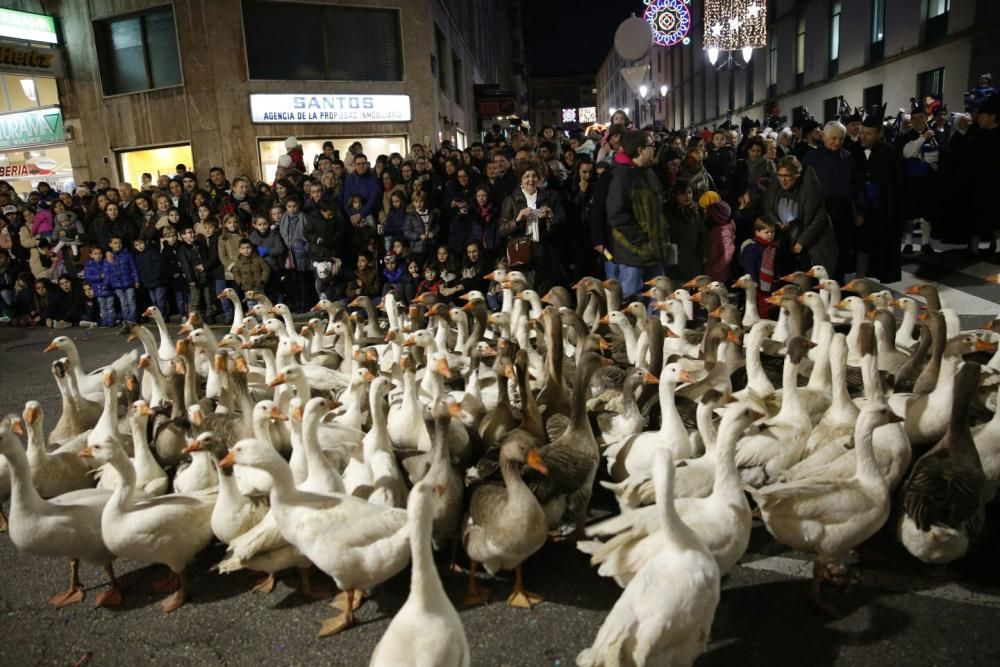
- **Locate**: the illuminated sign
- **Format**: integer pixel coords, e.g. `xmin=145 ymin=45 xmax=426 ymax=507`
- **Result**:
xmin=0 ymin=8 xmax=58 ymax=44
xmin=0 ymin=107 xmax=63 ymax=149
xmin=0 ymin=40 xmax=63 ymax=77
xmin=249 ymin=94 xmax=411 ymax=123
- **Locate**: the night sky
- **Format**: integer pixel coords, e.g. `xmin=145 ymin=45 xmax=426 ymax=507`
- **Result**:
xmin=521 ymin=0 xmax=645 ymax=77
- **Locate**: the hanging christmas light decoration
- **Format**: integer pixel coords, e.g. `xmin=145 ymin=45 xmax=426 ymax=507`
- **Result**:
xmin=643 ymin=0 xmax=692 ymax=48
xmin=703 ymin=0 xmax=767 ymax=54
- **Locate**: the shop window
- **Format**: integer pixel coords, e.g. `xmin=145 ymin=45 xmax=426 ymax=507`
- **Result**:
xmin=117 ymin=144 xmax=193 ymax=190
xmin=243 ymin=1 xmax=402 ymax=82
xmin=93 ymin=6 xmax=182 ymax=96
xmin=257 ymin=136 xmax=408 ymax=183
xmin=0 ymin=145 xmax=74 ymax=196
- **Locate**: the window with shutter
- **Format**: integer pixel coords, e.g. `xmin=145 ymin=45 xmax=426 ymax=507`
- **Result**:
xmin=93 ymin=6 xmax=183 ymax=96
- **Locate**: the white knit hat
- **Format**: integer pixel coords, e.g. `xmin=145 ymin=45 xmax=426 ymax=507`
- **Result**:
xmin=284 ymin=136 xmax=298 ymax=149
xmin=278 ymin=155 xmax=293 ymax=168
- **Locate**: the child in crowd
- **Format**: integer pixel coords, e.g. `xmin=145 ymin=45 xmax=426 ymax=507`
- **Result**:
xmin=486 ymin=255 xmax=509 ymax=311
xmin=156 ymin=207 xmax=183 ymax=236
xmin=346 ymin=251 xmax=380 ymax=301
xmin=415 ymin=261 xmax=441 ymax=298
xmin=380 ymin=252 xmax=405 ymax=299
xmin=178 ymin=226 xmax=216 ymax=322
xmin=28 ymin=237 xmax=54 ymax=281
xmin=82 ymin=247 xmax=116 ymax=327
xmin=403 ymin=191 xmax=437 ymax=259
xmin=140 ymin=172 xmax=154 ymax=192
xmin=160 ymin=227 xmax=189 ymax=319
xmin=703 ymin=200 xmax=735 ymax=282
xmin=105 ymin=236 xmax=140 ymax=325
xmin=44 ymin=275 xmax=82 ymax=329
xmin=132 ymin=238 xmax=168 ymax=316
xmin=347 ymin=194 xmax=377 ymax=253
xmin=79 ymin=281 xmax=99 ymax=328
xmin=403 ymin=258 xmax=421 ymax=304
xmin=231 ymin=238 xmax=271 ymax=302
xmin=381 ymin=191 xmax=408 ymax=242
xmin=248 ymin=214 xmax=286 ymax=304
xmin=741 ymin=217 xmax=778 ymax=316
xmin=52 ymin=212 xmax=84 ymax=274
xmin=665 ymin=179 xmax=706 ymax=281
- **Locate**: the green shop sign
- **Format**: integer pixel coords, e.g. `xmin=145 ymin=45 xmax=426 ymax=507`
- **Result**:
xmin=0 ymin=8 xmax=58 ymax=44
xmin=0 ymin=108 xmax=63 ymax=149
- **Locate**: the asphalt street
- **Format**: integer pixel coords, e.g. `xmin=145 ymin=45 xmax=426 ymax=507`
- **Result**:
xmin=2 ymin=246 xmax=1000 ymax=666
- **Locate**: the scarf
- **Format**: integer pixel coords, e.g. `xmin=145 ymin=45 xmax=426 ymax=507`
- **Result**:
xmin=745 ymin=155 xmax=770 ymax=182
xmin=756 ymin=234 xmax=778 ymax=292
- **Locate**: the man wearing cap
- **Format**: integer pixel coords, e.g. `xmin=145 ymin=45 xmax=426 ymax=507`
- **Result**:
xmin=844 ymin=109 xmax=864 ymax=158
xmin=793 ymin=119 xmax=821 ymax=160
xmin=894 ymin=100 xmax=940 ymax=254
xmin=855 ymin=106 xmax=902 ymax=282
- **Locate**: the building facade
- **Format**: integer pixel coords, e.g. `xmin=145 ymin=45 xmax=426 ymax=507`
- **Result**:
xmin=597 ymin=0 xmax=1000 ymax=132
xmin=529 ymin=75 xmax=598 ymax=130
xmin=0 ymin=0 xmax=524 ymax=193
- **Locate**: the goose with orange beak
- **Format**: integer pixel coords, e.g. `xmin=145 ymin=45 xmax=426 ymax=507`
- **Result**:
xmin=219 ymin=438 xmax=409 ymax=637
xmin=79 ymin=436 xmax=216 ymax=614
xmin=0 ymin=417 xmax=121 ymax=609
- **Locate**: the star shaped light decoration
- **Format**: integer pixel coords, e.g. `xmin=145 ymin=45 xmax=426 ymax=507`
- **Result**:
xmin=703 ymin=0 xmax=767 ymax=53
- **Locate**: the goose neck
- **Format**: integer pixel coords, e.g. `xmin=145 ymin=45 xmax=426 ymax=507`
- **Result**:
xmin=3 ymin=442 xmax=47 ymax=517
xmin=409 ymin=498 xmax=444 ymax=603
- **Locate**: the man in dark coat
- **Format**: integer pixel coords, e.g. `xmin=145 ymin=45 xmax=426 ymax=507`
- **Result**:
xmin=802 ymin=121 xmax=865 ymax=281
xmin=967 ymin=94 xmax=1000 ymax=255
xmin=855 ymin=109 xmax=903 ymax=282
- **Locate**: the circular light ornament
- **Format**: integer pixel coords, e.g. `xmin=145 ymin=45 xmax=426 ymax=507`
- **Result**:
xmin=643 ymin=0 xmax=692 ymax=48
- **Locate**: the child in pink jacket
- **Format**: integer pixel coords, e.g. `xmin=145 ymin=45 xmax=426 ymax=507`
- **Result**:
xmin=703 ymin=200 xmax=735 ymax=282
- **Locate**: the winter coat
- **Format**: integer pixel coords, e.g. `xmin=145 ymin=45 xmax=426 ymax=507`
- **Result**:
xmin=200 ymin=232 xmax=225 ymax=280
xmin=30 ymin=209 xmax=54 ymax=238
xmin=303 ymin=210 xmax=349 ymax=261
xmin=231 ymin=253 xmax=271 ymax=292
xmin=763 ymin=166 xmax=838 ymax=275
xmin=279 ymin=211 xmax=310 ymax=269
xmin=382 ymin=207 xmax=408 ymax=240
xmin=498 ymin=188 xmax=565 ymax=239
xmin=605 ymin=161 xmax=670 ymax=267
xmin=178 ymin=239 xmax=212 ymax=285
xmin=249 ymin=227 xmax=286 ymax=271
xmin=217 ymin=230 xmax=244 ymax=280
xmin=82 ymin=259 xmax=112 ymax=298
xmin=28 ymin=246 xmax=53 ymax=281
xmin=105 ymin=249 xmax=140 ymax=289
xmin=161 ymin=243 xmax=186 ymax=286
xmin=346 ymin=265 xmax=380 ymax=298
xmin=339 ymin=170 xmax=381 ymax=220
xmin=704 ymin=220 xmax=736 ymax=282
xmin=133 ymin=247 xmax=166 ymax=289
xmin=93 ymin=212 xmax=137 ymax=250
xmin=677 ymin=163 xmax=716 ymax=200
xmin=665 ymin=204 xmax=706 ymax=280
xmin=403 ymin=208 xmax=440 ymax=256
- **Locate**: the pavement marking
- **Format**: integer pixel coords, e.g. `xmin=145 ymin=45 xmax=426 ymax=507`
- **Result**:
xmin=739 ymin=554 xmax=1000 ymax=609
xmin=886 ymin=270 xmax=1000 ymax=317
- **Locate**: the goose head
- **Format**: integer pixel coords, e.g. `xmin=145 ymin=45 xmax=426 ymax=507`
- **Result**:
xmin=218 ymin=287 xmax=240 ymax=302
xmin=864 ymin=290 xmax=894 ymax=310
xmin=22 ymin=401 xmax=42 ymax=434
xmin=835 ymin=296 xmax=867 ymax=321
xmin=682 ymin=275 xmax=711 ymax=290
xmin=251 ymin=400 xmax=287 ymax=428
xmin=78 ymin=437 xmax=124 ymax=466
xmin=143 ymin=305 xmax=164 ymax=321
xmin=498 ymin=430 xmax=547 ymax=474
xmin=249 ymin=303 xmax=270 ymax=321
xmin=179 ymin=312 xmax=204 ymax=334
xmin=843 ymin=278 xmax=875 ymax=299
xmin=732 ymin=274 xmax=756 ymax=290
xmin=659 ymin=362 xmax=696 ymax=386
xmin=218 ymin=438 xmax=284 ymax=473
xmin=268 ymin=365 xmax=305 ymax=389
xmin=43 ymin=335 xmax=74 ymax=354
xmin=403 ymin=329 xmax=436 ymax=349
xmin=805 ymin=265 xmax=829 ymax=280
xmin=540 ymin=286 xmax=570 ymax=308
xmin=269 ymin=303 xmax=294 ymax=320
xmin=892 ymin=296 xmax=919 ymax=315
xmin=351 ymin=366 xmax=376 ymax=388
xmin=797 ymin=291 xmax=827 ymax=315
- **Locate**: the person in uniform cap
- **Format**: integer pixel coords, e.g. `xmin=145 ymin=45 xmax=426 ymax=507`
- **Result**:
xmin=894 ymin=98 xmax=940 ymax=254
xmin=854 ymin=104 xmax=902 ymax=281
xmin=793 ymin=118 xmax=822 ymax=160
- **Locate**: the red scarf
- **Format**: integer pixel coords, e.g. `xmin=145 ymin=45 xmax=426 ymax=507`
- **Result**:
xmin=755 ymin=234 xmax=778 ymax=293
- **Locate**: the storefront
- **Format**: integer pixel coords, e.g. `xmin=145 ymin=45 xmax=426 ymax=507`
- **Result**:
xmin=117 ymin=143 xmax=194 ymax=187
xmin=249 ymin=93 xmax=411 ymax=182
xmin=0 ymin=8 xmax=69 ymax=195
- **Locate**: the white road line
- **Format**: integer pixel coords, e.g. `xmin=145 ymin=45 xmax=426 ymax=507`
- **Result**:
xmin=738 ymin=555 xmax=1000 ymax=609
xmin=885 ymin=271 xmax=1000 ymax=317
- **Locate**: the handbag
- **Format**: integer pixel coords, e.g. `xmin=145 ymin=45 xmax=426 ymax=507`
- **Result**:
xmin=506 ymin=235 xmax=534 ymax=267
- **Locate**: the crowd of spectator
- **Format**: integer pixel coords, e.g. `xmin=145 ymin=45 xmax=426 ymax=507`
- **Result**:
xmin=0 ymin=76 xmax=997 ymax=329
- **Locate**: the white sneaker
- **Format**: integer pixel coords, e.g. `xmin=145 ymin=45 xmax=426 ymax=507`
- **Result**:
xmin=79 ymin=320 xmax=97 ymax=329
xmin=53 ymin=320 xmax=72 ymax=330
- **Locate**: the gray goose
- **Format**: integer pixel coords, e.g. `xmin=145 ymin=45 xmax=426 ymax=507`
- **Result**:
xmin=898 ymin=362 xmax=986 ymax=563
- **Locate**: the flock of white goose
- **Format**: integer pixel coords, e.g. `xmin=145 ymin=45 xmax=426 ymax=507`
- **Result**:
xmin=1 ymin=268 xmax=999 ymax=666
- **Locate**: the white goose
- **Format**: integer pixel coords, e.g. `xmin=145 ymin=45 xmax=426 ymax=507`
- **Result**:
xmin=0 ymin=419 xmax=120 ymax=608
xmin=576 ymin=449 xmax=719 ymax=667
xmin=44 ymin=336 xmax=138 ymax=402
xmin=81 ymin=421 xmax=216 ymax=613
xmin=220 ymin=439 xmax=409 ymax=636
xmin=369 ymin=481 xmax=471 ymax=667
xmin=142 ymin=305 xmax=177 ymax=363
xmin=21 ymin=401 xmax=92 ymax=498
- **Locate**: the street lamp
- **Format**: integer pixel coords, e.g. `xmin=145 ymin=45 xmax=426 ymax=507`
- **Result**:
xmin=640 ymin=84 xmax=670 ymax=129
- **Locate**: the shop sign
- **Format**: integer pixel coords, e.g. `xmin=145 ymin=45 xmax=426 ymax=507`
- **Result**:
xmin=0 ymin=40 xmax=63 ymax=77
xmin=0 ymin=107 xmax=63 ymax=149
xmin=249 ymin=94 xmax=411 ymax=123
xmin=0 ymin=8 xmax=58 ymax=44
xmin=0 ymin=156 xmax=58 ymax=178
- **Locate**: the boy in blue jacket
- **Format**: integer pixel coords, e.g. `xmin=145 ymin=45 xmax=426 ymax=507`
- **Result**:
xmin=105 ymin=235 xmax=140 ymax=325
xmin=82 ymin=247 xmax=116 ymax=326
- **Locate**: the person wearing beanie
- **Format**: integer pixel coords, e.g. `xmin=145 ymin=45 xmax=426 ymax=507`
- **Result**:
xmin=698 ymin=190 xmax=721 ymax=210
xmin=284 ymin=136 xmax=306 ymax=172
xmin=704 ymin=200 xmax=735 ymax=282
